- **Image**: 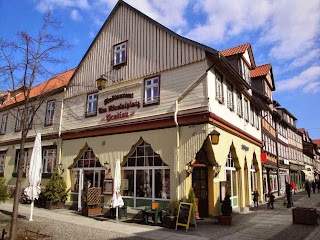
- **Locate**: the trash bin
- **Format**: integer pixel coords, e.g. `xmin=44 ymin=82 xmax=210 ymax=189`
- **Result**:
xmin=292 ymin=207 xmax=317 ymax=225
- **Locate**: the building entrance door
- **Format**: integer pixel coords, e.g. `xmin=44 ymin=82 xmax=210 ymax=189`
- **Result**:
xmin=192 ymin=167 xmax=208 ymax=218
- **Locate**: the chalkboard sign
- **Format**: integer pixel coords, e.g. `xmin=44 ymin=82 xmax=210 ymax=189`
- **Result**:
xmin=175 ymin=202 xmax=192 ymax=231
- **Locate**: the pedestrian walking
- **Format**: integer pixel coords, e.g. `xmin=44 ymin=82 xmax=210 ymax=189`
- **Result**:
xmin=285 ymin=181 xmax=292 ymax=208
xmin=311 ymin=181 xmax=316 ymax=194
xmin=305 ymin=180 xmax=311 ymax=197
xmin=317 ymin=179 xmax=320 ymax=193
xmin=252 ymin=189 xmax=259 ymax=207
xmin=267 ymin=191 xmax=275 ymax=209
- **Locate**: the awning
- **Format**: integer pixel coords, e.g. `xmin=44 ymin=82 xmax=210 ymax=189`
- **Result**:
xmin=302 ymin=169 xmax=312 ymax=177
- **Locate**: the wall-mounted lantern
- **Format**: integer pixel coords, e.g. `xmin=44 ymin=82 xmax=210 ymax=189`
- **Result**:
xmin=209 ymin=129 xmax=220 ymax=145
xmin=96 ymin=75 xmax=108 ymax=90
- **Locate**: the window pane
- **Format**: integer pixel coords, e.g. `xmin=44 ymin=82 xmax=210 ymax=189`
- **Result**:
xmin=123 ymin=170 xmax=134 ymax=197
xmin=136 ymin=170 xmax=152 ymax=198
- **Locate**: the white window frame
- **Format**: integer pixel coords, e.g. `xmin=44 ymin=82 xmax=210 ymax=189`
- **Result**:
xmin=27 ymin=106 xmax=33 ymax=128
xmin=244 ymin=98 xmax=249 ymax=121
xmin=0 ymin=153 xmax=6 ymax=173
xmin=144 ymin=76 xmax=160 ymax=105
xmin=43 ymin=148 xmax=57 ymax=173
xmin=215 ymin=72 xmax=224 ymax=103
xmin=45 ymin=100 xmax=55 ymax=126
xmin=226 ymin=82 xmax=234 ymax=110
xmin=86 ymin=93 xmax=98 ymax=116
xmin=15 ymin=109 xmax=23 ymax=131
xmin=241 ymin=59 xmax=251 ymax=86
xmin=236 ymin=90 xmax=243 ymax=117
xmin=114 ymin=42 xmax=127 ymax=66
xmin=0 ymin=114 xmax=8 ymax=134
xmin=225 ymin=152 xmax=238 ymax=208
xmin=15 ymin=150 xmax=28 ymax=173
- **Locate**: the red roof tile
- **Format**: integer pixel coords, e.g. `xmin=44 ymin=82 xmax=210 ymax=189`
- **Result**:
xmin=0 ymin=68 xmax=75 ymax=109
xmin=313 ymin=139 xmax=320 ymax=148
xmin=220 ymin=43 xmax=251 ymax=57
xmin=250 ymin=64 xmax=271 ymax=78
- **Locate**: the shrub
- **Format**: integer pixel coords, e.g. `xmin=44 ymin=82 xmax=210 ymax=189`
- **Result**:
xmin=187 ymin=187 xmax=197 ymax=215
xmin=165 ymin=199 xmax=179 ymax=216
xmin=0 ymin=178 xmax=9 ymax=202
xmin=43 ymin=167 xmax=68 ymax=203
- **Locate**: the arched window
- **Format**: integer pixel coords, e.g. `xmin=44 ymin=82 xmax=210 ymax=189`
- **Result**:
xmin=225 ymin=151 xmax=238 ymax=208
xmin=250 ymin=162 xmax=257 ymax=194
xmin=123 ymin=140 xmax=170 ymax=207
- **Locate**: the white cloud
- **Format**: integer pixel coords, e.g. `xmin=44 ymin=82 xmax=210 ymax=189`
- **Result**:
xmin=277 ymin=66 xmax=320 ymax=93
xmin=35 ymin=0 xmax=90 ymax=12
xmin=70 ymin=9 xmax=82 ymax=21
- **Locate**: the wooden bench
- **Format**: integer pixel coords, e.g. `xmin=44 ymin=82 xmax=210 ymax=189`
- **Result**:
xmin=143 ymin=202 xmax=162 ymax=225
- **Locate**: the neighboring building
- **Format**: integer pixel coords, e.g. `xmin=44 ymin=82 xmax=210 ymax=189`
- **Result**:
xmin=299 ymin=128 xmax=316 ymax=182
xmin=276 ymin=108 xmax=304 ymax=190
xmin=312 ymin=139 xmax=320 ymax=181
xmin=249 ymin=63 xmax=281 ymax=196
xmin=60 ymin=0 xmax=262 ymax=217
xmin=0 ymin=69 xmax=74 ymax=188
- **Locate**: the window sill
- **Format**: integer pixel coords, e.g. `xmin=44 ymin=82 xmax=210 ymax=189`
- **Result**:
xmin=143 ymin=101 xmax=160 ymax=107
xmin=85 ymin=112 xmax=97 ymax=118
xmin=113 ymin=61 xmax=127 ymax=70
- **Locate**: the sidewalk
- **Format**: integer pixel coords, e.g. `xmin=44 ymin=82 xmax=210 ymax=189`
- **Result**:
xmin=0 ymin=191 xmax=320 ymax=240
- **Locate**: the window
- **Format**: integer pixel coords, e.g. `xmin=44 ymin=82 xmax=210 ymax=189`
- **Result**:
xmin=27 ymin=107 xmax=34 ymax=129
xmin=244 ymin=99 xmax=249 ymax=121
xmin=43 ymin=147 xmax=57 ymax=173
xmin=215 ymin=72 xmax=224 ymax=103
xmin=15 ymin=149 xmax=28 ymax=173
xmin=241 ymin=59 xmax=251 ymax=86
xmin=15 ymin=109 xmax=23 ymax=131
xmin=236 ymin=90 xmax=242 ymax=117
xmin=250 ymin=104 xmax=254 ymax=126
xmin=86 ymin=93 xmax=98 ymax=116
xmin=123 ymin=140 xmax=170 ymax=207
xmin=225 ymin=152 xmax=238 ymax=208
xmin=144 ymin=76 xmax=160 ymax=106
xmin=0 ymin=114 xmax=8 ymax=134
xmin=226 ymin=82 xmax=234 ymax=110
xmin=45 ymin=100 xmax=55 ymax=126
xmin=0 ymin=152 xmax=6 ymax=175
xmin=114 ymin=41 xmax=127 ymax=67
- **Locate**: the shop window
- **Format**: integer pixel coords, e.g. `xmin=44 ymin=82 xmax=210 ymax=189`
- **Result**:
xmin=45 ymin=100 xmax=55 ymax=126
xmin=0 ymin=114 xmax=8 ymax=135
xmin=144 ymin=76 xmax=160 ymax=106
xmin=225 ymin=151 xmax=238 ymax=208
xmin=123 ymin=140 xmax=170 ymax=206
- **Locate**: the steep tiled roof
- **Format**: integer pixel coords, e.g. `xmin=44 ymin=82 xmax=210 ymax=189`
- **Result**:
xmin=220 ymin=43 xmax=250 ymax=57
xmin=250 ymin=64 xmax=271 ymax=78
xmin=0 ymin=68 xmax=75 ymax=109
xmin=313 ymin=139 xmax=320 ymax=148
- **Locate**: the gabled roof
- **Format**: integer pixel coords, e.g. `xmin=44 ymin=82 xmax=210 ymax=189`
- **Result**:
xmin=313 ymin=139 xmax=320 ymax=148
xmin=250 ymin=64 xmax=271 ymax=78
xmin=220 ymin=43 xmax=251 ymax=57
xmin=0 ymin=68 xmax=75 ymax=109
xmin=220 ymin=43 xmax=256 ymax=69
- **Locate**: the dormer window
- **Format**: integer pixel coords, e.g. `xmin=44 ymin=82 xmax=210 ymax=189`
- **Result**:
xmin=113 ymin=41 xmax=127 ymax=67
xmin=240 ymin=59 xmax=251 ymax=86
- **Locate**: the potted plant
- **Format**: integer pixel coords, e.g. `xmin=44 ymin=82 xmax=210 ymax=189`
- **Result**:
xmin=220 ymin=194 xmax=232 ymax=225
xmin=43 ymin=167 xmax=68 ymax=209
xmin=187 ymin=188 xmax=198 ymax=221
xmin=162 ymin=200 xmax=179 ymax=228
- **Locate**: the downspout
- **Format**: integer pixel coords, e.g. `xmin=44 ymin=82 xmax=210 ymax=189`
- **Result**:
xmin=58 ymin=88 xmax=66 ymax=175
xmin=174 ymin=61 xmax=217 ymax=199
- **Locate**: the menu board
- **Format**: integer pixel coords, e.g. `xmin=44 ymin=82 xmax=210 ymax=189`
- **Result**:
xmin=175 ymin=202 xmax=192 ymax=231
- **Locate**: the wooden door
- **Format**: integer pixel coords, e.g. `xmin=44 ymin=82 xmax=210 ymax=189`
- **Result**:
xmin=192 ymin=167 xmax=208 ymax=218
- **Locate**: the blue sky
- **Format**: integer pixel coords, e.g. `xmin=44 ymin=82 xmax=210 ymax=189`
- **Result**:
xmin=1 ymin=0 xmax=320 ymax=139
